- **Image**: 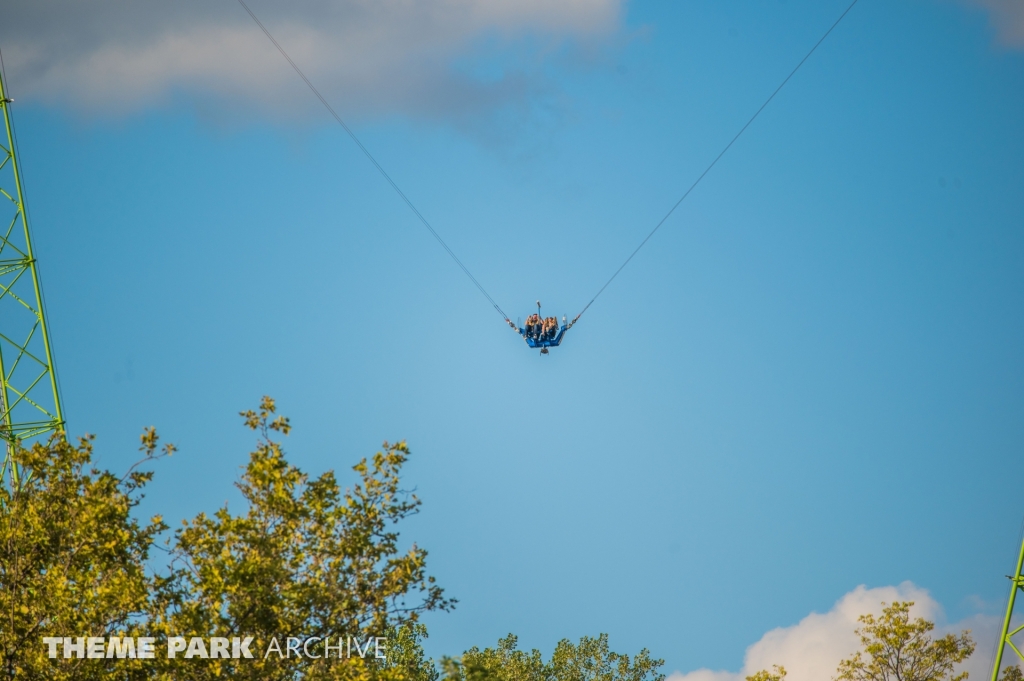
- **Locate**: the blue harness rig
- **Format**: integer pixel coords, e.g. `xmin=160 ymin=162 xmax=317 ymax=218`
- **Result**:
xmin=506 ymin=301 xmax=578 ymax=355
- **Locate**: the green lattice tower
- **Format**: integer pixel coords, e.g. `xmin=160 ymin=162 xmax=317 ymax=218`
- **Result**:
xmin=992 ymin=538 xmax=1024 ymax=681
xmin=0 ymin=68 xmax=63 ymax=483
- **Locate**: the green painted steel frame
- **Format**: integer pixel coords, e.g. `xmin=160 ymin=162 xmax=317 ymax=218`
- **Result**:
xmin=0 ymin=69 xmax=63 ymax=485
xmin=992 ymin=537 xmax=1024 ymax=681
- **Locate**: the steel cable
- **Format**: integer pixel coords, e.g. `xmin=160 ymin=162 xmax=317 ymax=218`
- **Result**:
xmin=571 ymin=0 xmax=861 ymax=326
xmin=236 ymin=0 xmax=511 ymax=321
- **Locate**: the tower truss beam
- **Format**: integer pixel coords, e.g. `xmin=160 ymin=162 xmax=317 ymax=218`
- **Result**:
xmin=0 ymin=69 xmax=63 ymax=473
xmin=992 ymin=537 xmax=1024 ymax=681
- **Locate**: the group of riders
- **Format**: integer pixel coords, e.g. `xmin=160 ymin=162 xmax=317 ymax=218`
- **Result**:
xmin=524 ymin=314 xmax=560 ymax=342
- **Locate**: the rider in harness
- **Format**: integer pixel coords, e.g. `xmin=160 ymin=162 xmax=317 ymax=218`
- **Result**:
xmin=507 ymin=301 xmax=576 ymax=354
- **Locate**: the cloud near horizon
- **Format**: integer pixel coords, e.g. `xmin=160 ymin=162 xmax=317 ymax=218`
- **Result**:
xmin=667 ymin=583 xmax=1001 ymax=681
xmin=0 ymin=0 xmax=623 ymax=125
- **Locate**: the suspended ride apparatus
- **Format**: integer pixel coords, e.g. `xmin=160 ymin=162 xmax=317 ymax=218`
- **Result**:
xmin=506 ymin=301 xmax=580 ymax=355
xmin=236 ymin=0 xmax=861 ymax=356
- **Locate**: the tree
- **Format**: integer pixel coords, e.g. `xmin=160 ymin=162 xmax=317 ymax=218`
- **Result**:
xmin=834 ymin=601 xmax=974 ymax=681
xmin=746 ymin=666 xmax=787 ymax=681
xmin=0 ymin=430 xmax=171 ymax=680
xmin=2 ymin=397 xmax=665 ymax=681
xmin=1000 ymin=667 xmax=1023 ymax=681
xmin=440 ymin=633 xmax=665 ymax=681
xmin=149 ymin=397 xmax=453 ymax=680
xmin=382 ymin=623 xmax=441 ymax=681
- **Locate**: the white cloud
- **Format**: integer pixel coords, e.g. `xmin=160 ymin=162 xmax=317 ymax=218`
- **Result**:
xmin=668 ymin=583 xmax=1002 ymax=681
xmin=0 ymin=0 xmax=623 ymax=122
xmin=959 ymin=0 xmax=1024 ymax=48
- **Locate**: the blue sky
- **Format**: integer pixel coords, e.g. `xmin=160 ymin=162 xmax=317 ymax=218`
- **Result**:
xmin=3 ymin=0 xmax=1024 ymax=676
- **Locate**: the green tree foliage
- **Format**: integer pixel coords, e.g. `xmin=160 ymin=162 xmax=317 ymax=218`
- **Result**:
xmin=0 ymin=430 xmax=171 ymax=680
xmin=746 ymin=601 xmax=975 ymax=681
xmin=1 ymin=397 xmax=665 ymax=681
xmin=440 ymin=633 xmax=665 ymax=681
xmin=834 ymin=601 xmax=975 ymax=681
xmin=1000 ymin=666 xmax=1023 ymax=681
xmin=746 ymin=665 xmax=787 ymax=681
xmin=999 ymin=663 xmax=1024 ymax=679
xmin=380 ymin=623 xmax=441 ymax=681
xmin=149 ymin=397 xmax=453 ymax=680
